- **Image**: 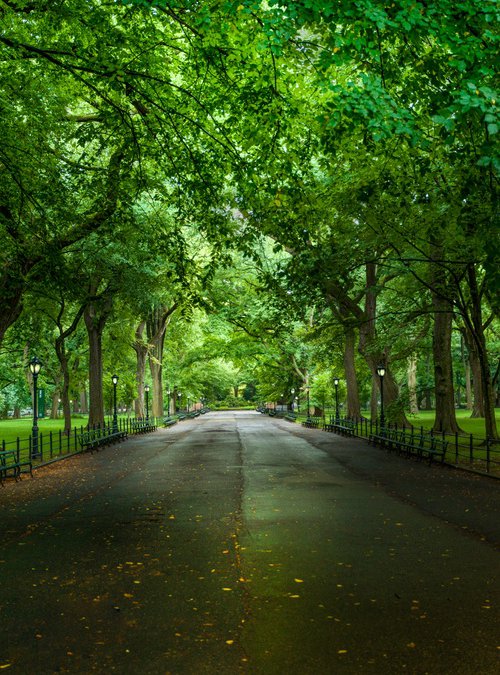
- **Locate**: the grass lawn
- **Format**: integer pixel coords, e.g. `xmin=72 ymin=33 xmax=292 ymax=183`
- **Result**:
xmin=0 ymin=415 xmax=120 ymax=446
xmin=403 ymin=409 xmax=500 ymax=438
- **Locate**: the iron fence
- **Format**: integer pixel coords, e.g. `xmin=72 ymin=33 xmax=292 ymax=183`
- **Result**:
xmin=326 ymin=415 xmax=500 ymax=476
xmin=1 ymin=416 xmax=163 ymax=471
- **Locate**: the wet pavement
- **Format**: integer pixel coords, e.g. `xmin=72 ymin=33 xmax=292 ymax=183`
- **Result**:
xmin=0 ymin=411 xmax=498 ymax=674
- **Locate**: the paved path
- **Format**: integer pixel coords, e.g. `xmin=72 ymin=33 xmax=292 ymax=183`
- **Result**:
xmin=0 ymin=411 xmax=498 ymax=674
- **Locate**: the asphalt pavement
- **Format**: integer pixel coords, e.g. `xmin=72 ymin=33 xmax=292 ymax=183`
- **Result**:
xmin=0 ymin=411 xmax=498 ymax=675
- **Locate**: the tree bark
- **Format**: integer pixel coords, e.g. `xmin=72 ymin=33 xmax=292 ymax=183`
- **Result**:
xmin=83 ymin=284 xmax=114 ymax=428
xmin=431 ymin=293 xmax=462 ymax=433
xmin=465 ymin=263 xmax=498 ymax=439
xmin=469 ymin=345 xmax=484 ymax=417
xmin=133 ymin=321 xmax=147 ymax=418
xmin=461 ymin=334 xmax=473 ymax=410
xmin=54 ymin=303 xmax=85 ymax=434
xmin=343 ymin=327 xmax=361 ymax=418
xmin=407 ymin=354 xmax=419 ymax=415
xmin=147 ymin=304 xmax=177 ymax=418
xmin=358 ymin=262 xmax=407 ymax=425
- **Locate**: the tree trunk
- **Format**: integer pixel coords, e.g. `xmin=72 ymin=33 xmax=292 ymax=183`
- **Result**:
xmin=407 ymin=354 xmax=419 ymax=415
xmin=469 ymin=347 xmax=484 ymax=417
xmin=461 ymin=334 xmax=473 ymax=410
xmin=50 ymin=393 xmax=60 ymax=420
xmin=84 ymin=286 xmax=113 ymax=428
xmin=147 ymin=304 xmax=177 ymax=418
xmin=431 ymin=293 xmax=462 ymax=433
xmin=79 ymin=390 xmax=88 ymax=414
xmin=358 ymin=262 xmax=407 ymax=425
xmin=466 ymin=264 xmax=498 ymax=439
xmin=133 ymin=321 xmax=147 ymax=418
xmin=85 ymin=311 xmax=105 ymax=427
xmin=423 ymin=354 xmax=433 ymax=409
xmin=370 ymin=377 xmax=378 ymax=422
xmin=343 ymin=327 xmax=361 ymax=418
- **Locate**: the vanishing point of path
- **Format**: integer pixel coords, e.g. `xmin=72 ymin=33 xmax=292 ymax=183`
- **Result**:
xmin=0 ymin=411 xmax=498 ymax=674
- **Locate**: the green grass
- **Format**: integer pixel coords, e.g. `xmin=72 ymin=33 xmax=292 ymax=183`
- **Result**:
xmin=0 ymin=415 xmax=124 ymax=446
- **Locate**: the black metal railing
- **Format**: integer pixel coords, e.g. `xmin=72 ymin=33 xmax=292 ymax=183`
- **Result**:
xmin=323 ymin=415 xmax=500 ymax=476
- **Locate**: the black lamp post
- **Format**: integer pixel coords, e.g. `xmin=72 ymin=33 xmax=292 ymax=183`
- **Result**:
xmin=376 ymin=364 xmax=386 ymax=428
xmin=290 ymin=388 xmax=295 ymax=411
xmin=306 ymin=386 xmax=310 ymax=419
xmin=177 ymin=391 xmax=182 ymax=412
xmin=166 ymin=389 xmax=171 ymax=416
xmin=333 ymin=377 xmax=340 ymax=422
xmin=187 ymin=396 xmax=190 ymax=413
xmin=29 ymin=356 xmax=42 ymax=459
xmin=145 ymin=384 xmax=150 ymax=421
xmin=112 ymin=374 xmax=119 ymax=432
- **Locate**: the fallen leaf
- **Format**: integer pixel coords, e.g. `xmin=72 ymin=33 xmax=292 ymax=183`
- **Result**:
xmin=294 ymin=578 xmax=304 ymax=583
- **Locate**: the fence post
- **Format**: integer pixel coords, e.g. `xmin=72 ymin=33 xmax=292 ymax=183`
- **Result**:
xmin=469 ymin=434 xmax=473 ymax=464
xmin=486 ymin=438 xmax=491 ymax=473
xmin=49 ymin=430 xmax=53 ymax=459
xmin=455 ymin=431 xmax=458 ymax=464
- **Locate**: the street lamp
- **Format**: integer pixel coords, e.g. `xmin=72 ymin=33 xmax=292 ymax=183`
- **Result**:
xmin=29 ymin=356 xmax=42 ymax=459
xmin=166 ymin=388 xmax=171 ymax=416
xmin=177 ymin=391 xmax=182 ymax=412
xmin=376 ymin=364 xmax=386 ymax=428
xmin=306 ymin=386 xmax=310 ymax=419
xmin=144 ymin=384 xmax=150 ymax=421
xmin=333 ymin=377 xmax=340 ymax=422
xmin=112 ymin=374 xmax=119 ymax=432
xmin=291 ymin=388 xmax=295 ymax=411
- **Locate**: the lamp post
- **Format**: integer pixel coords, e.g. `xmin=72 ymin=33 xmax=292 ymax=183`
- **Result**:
xmin=166 ymin=389 xmax=171 ymax=416
xmin=291 ymin=388 xmax=295 ymax=411
xmin=306 ymin=386 xmax=310 ymax=419
xmin=112 ymin=374 xmax=119 ymax=432
xmin=333 ymin=377 xmax=340 ymax=422
xmin=187 ymin=396 xmax=190 ymax=413
xmin=29 ymin=356 xmax=42 ymax=459
xmin=376 ymin=364 xmax=386 ymax=428
xmin=177 ymin=391 xmax=182 ymax=412
xmin=144 ymin=384 xmax=150 ymax=421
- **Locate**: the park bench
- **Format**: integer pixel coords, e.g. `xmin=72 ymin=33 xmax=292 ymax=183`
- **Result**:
xmin=0 ymin=449 xmax=32 ymax=485
xmin=284 ymin=412 xmax=297 ymax=423
xmin=368 ymin=426 xmax=393 ymax=449
xmin=163 ymin=416 xmax=178 ymax=428
xmin=324 ymin=419 xmax=356 ymax=437
xmin=397 ymin=430 xmax=448 ymax=464
xmin=78 ymin=428 xmax=128 ymax=453
xmin=369 ymin=427 xmax=448 ymax=466
xmin=131 ymin=420 xmax=157 ymax=434
xmin=302 ymin=417 xmax=321 ymax=429
xmin=176 ymin=412 xmax=187 ymax=421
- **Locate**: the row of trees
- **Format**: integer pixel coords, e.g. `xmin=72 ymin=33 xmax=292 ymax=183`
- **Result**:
xmin=0 ymin=1 xmax=498 ymax=437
